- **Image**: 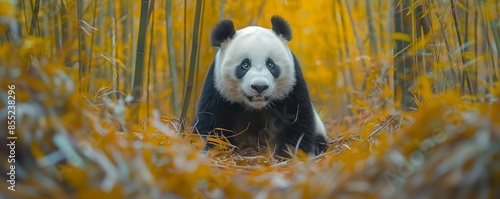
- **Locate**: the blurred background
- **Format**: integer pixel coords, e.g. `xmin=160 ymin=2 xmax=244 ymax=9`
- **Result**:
xmin=3 ymin=0 xmax=498 ymax=124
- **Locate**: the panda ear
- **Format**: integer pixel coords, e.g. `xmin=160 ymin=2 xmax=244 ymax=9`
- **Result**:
xmin=211 ymin=20 xmax=236 ymax=47
xmin=271 ymin=16 xmax=292 ymax=41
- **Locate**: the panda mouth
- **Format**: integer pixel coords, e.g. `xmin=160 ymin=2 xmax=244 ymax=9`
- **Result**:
xmin=253 ymin=95 xmax=265 ymax=101
xmin=247 ymin=95 xmax=269 ymax=102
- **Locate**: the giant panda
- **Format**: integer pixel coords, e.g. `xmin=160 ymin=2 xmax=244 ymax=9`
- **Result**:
xmin=194 ymin=16 xmax=328 ymax=158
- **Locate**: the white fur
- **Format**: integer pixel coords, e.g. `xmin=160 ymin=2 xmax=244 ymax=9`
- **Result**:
xmin=312 ymin=106 xmax=326 ymax=137
xmin=214 ymin=27 xmax=296 ymax=109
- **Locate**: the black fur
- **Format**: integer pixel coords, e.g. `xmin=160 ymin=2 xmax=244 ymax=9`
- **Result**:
xmin=266 ymin=58 xmax=281 ymax=78
xmin=211 ymin=20 xmax=236 ymax=47
xmin=271 ymin=16 xmax=292 ymax=41
xmin=194 ymin=54 xmax=327 ymax=158
xmin=235 ymin=58 xmax=251 ymax=79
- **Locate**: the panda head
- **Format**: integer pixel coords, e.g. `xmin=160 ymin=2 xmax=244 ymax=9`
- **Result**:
xmin=211 ymin=16 xmax=296 ymax=110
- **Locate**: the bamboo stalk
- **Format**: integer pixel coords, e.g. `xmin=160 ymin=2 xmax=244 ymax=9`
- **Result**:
xmin=365 ymin=0 xmax=378 ymax=55
xmin=166 ymin=0 xmax=180 ymax=116
xmin=441 ymin=17 xmax=459 ymax=87
xmin=333 ymin=0 xmax=353 ymax=117
xmin=61 ymin=2 xmax=72 ymax=67
xmin=147 ymin=0 xmax=156 ymax=122
xmin=490 ymin=2 xmax=500 ymax=83
xmin=153 ymin=3 xmax=158 ymax=109
xmin=180 ymin=0 xmax=203 ymax=131
xmin=92 ymin=0 xmax=105 ymax=93
xmin=1 ymin=2 xmax=22 ymax=46
xmin=77 ymin=0 xmax=87 ymax=94
xmin=53 ymin=5 xmax=61 ymax=53
xmin=121 ymin=0 xmax=130 ymax=93
xmin=382 ymin=0 xmax=395 ymax=93
xmin=343 ymin=0 xmax=368 ymax=90
xmin=337 ymin=0 xmax=355 ymax=93
xmin=129 ymin=0 xmax=137 ymax=92
xmin=109 ymin=0 xmax=119 ymax=99
xmin=41 ymin=12 xmax=49 ymax=56
xmin=28 ymin=0 xmax=40 ymax=36
xmin=21 ymin=0 xmax=30 ymax=33
xmin=117 ymin=1 xmax=132 ymax=93
xmin=131 ymin=0 xmax=152 ymax=122
xmin=378 ymin=0 xmax=385 ymax=51
xmin=193 ymin=0 xmax=206 ymax=108
xmin=219 ymin=0 xmax=226 ymax=21
xmin=152 ymin=26 xmax=160 ymax=112
xmin=411 ymin=2 xmax=419 ymax=88
xmin=450 ymin=0 xmax=476 ymax=96
xmin=474 ymin=2 xmax=480 ymax=95
xmin=87 ymin=0 xmax=98 ymax=94
xmin=182 ymin=0 xmax=188 ymax=94
xmin=393 ymin=0 xmax=415 ymax=109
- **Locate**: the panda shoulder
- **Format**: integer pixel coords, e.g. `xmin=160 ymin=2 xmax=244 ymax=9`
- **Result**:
xmin=198 ymin=62 xmax=223 ymax=108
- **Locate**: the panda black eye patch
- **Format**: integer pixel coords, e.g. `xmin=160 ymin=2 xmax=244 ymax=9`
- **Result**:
xmin=266 ymin=58 xmax=281 ymax=78
xmin=235 ymin=58 xmax=251 ymax=79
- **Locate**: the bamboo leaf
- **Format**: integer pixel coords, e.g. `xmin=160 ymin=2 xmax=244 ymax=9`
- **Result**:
xmin=392 ymin=32 xmax=412 ymax=42
xmin=457 ymin=1 xmax=472 ymax=14
xmin=100 ymin=54 xmax=128 ymax=76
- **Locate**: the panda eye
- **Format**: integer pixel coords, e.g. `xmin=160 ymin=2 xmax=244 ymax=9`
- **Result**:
xmin=241 ymin=62 xmax=250 ymax=70
xmin=267 ymin=62 xmax=275 ymax=69
xmin=266 ymin=59 xmax=275 ymax=69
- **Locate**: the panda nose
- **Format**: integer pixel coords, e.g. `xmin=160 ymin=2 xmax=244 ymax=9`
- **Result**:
xmin=251 ymin=84 xmax=269 ymax=93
